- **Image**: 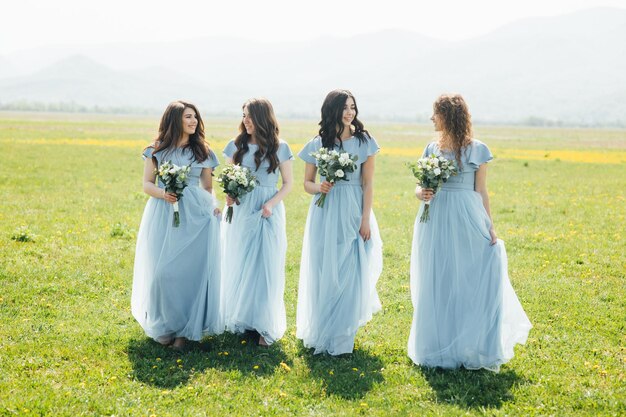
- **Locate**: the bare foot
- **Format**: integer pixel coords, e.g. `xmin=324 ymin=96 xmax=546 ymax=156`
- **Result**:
xmin=156 ymin=336 xmax=173 ymax=346
xmin=172 ymin=337 xmax=187 ymax=351
xmin=258 ymin=335 xmax=269 ymax=347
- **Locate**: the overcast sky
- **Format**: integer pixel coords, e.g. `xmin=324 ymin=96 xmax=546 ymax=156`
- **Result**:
xmin=1 ymin=0 xmax=624 ymax=54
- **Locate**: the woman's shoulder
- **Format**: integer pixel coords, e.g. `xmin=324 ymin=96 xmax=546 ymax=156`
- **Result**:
xmin=420 ymin=141 xmax=449 ymax=158
xmin=207 ymin=147 xmax=218 ymax=160
xmin=275 ymin=139 xmax=294 ymax=162
xmin=469 ymin=138 xmax=488 ymax=149
xmin=277 ymin=139 xmax=294 ymax=153
xmin=465 ymin=138 xmax=491 ymax=156
xmin=142 ymin=142 xmax=158 ymax=159
xmin=298 ymin=136 xmax=322 ymax=161
xmin=361 ymin=130 xmax=374 ymax=140
xmin=422 ymin=141 xmax=437 ymax=153
xmin=303 ymin=135 xmax=323 ymax=150
xmin=194 ymin=147 xmax=219 ymax=169
xmin=355 ymin=132 xmax=380 ymax=157
xmin=355 ymin=131 xmax=375 ymax=143
xmin=223 ymin=139 xmax=238 ymax=157
xmin=465 ymin=138 xmax=493 ymax=168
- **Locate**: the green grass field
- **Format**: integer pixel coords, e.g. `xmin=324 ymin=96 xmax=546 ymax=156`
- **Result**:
xmin=0 ymin=112 xmax=624 ymax=416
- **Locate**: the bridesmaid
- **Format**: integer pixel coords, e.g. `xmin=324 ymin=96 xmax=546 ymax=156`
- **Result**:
xmin=132 ymin=100 xmax=223 ymax=351
xmin=221 ymin=98 xmax=293 ymax=347
xmin=408 ymin=93 xmax=532 ymax=371
xmin=296 ymin=89 xmax=383 ymax=355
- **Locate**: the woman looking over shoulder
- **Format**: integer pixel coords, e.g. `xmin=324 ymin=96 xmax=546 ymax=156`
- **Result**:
xmin=408 ymin=93 xmax=532 ymax=371
xmin=296 ymin=89 xmax=383 ymax=356
xmin=131 ymin=100 xmax=223 ymax=351
xmin=221 ymin=98 xmax=293 ymax=347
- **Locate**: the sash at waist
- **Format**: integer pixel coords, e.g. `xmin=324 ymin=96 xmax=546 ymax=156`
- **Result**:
xmin=332 ymin=182 xmax=361 ymax=187
xmin=441 ymin=182 xmax=474 ymax=191
xmin=320 ymin=179 xmax=362 ymax=187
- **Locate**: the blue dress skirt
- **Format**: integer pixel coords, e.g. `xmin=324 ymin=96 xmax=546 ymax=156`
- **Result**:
xmin=407 ymin=140 xmax=532 ymax=371
xmin=131 ymin=146 xmax=224 ymax=342
xmin=220 ymin=140 xmax=293 ymax=344
xmin=296 ymin=135 xmax=383 ymax=355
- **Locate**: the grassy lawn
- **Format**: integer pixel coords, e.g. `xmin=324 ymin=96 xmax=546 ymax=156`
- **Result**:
xmin=0 ymin=112 xmax=624 ymax=416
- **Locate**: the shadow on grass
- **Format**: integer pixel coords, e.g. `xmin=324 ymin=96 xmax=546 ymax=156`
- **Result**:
xmin=127 ymin=332 xmax=290 ymax=389
xmin=300 ymin=344 xmax=384 ymax=400
xmin=207 ymin=332 xmax=291 ymax=377
xmin=419 ymin=366 xmax=525 ymax=409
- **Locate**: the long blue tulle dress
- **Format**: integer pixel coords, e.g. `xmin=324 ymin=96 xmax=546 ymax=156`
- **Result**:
xmin=220 ymin=140 xmax=293 ymax=345
xmin=131 ymin=146 xmax=224 ymax=342
xmin=407 ymin=140 xmax=532 ymax=371
xmin=296 ymin=135 xmax=383 ymax=355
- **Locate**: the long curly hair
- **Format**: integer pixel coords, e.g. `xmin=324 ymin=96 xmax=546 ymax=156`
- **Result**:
xmin=233 ymin=98 xmax=280 ymax=174
xmin=152 ymin=100 xmax=210 ymax=162
xmin=433 ymin=94 xmax=473 ymax=168
xmin=318 ymin=89 xmax=369 ymax=149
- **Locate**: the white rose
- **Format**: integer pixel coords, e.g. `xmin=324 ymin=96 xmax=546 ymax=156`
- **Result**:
xmin=433 ymin=167 xmax=441 ymax=175
xmin=336 ymin=169 xmax=344 ymax=178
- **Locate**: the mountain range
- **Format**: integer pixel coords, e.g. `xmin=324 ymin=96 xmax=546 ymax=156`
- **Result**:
xmin=1 ymin=7 xmax=625 ymax=126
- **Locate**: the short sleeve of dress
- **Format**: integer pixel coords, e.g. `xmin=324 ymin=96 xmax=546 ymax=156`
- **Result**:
xmin=467 ymin=140 xmax=493 ymax=170
xmin=298 ymin=137 xmax=321 ymax=165
xmin=223 ymin=140 xmax=237 ymax=159
xmin=196 ymin=150 xmax=220 ymax=169
xmin=142 ymin=145 xmax=154 ymax=160
xmin=278 ymin=141 xmax=294 ymax=163
xmin=356 ymin=134 xmax=380 ymax=163
xmin=365 ymin=135 xmax=380 ymax=157
xmin=421 ymin=142 xmax=435 ymax=158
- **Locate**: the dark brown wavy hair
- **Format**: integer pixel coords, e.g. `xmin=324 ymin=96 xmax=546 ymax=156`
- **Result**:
xmin=233 ymin=98 xmax=280 ymax=173
xmin=433 ymin=93 xmax=473 ymax=168
xmin=152 ymin=100 xmax=210 ymax=162
xmin=318 ymin=89 xmax=370 ymax=149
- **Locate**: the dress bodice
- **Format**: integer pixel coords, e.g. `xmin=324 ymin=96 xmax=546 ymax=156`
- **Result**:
xmin=223 ymin=140 xmax=293 ymax=187
xmin=298 ymin=134 xmax=380 ymax=185
xmin=143 ymin=146 xmax=219 ymax=187
xmin=422 ymin=140 xmax=493 ymax=191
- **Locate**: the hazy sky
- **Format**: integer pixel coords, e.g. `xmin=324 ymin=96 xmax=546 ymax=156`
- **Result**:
xmin=1 ymin=0 xmax=624 ymax=54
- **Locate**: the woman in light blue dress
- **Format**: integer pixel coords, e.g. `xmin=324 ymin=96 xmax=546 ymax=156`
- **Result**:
xmin=296 ymin=89 xmax=383 ymax=355
xmin=221 ymin=98 xmax=293 ymax=347
xmin=132 ymin=100 xmax=223 ymax=351
xmin=408 ymin=94 xmax=532 ymax=371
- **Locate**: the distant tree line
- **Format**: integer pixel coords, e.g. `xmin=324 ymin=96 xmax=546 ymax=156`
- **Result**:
xmin=0 ymin=100 xmax=159 ymax=115
xmin=0 ymin=101 xmax=624 ymax=128
xmin=512 ymin=116 xmax=625 ymax=129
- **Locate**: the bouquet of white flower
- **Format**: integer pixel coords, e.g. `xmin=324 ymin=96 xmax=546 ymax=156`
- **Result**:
xmin=309 ymin=148 xmax=358 ymax=208
xmin=156 ymin=161 xmax=191 ymax=227
xmin=408 ymin=154 xmax=457 ymax=223
xmin=216 ymin=164 xmax=257 ymax=223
